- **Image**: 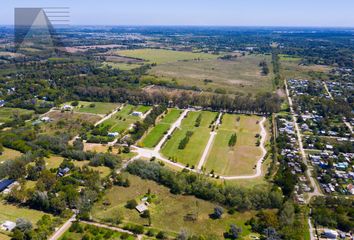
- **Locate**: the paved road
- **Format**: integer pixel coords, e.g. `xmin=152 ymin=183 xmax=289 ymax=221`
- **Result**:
xmin=49 ymin=214 xmax=76 ymax=240
xmin=197 ymin=113 xmax=222 ymax=170
xmin=154 ymin=109 xmax=189 ymax=152
xmin=285 ymin=80 xmax=322 ymax=200
xmin=220 ymin=116 xmax=267 ymax=180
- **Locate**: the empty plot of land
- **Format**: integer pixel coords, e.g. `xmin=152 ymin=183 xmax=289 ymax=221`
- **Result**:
xmin=149 ymin=54 xmax=273 ymax=94
xmin=161 ymin=111 xmax=217 ymax=166
xmin=100 ymin=105 xmax=151 ymax=133
xmin=40 ymin=111 xmax=101 ymax=136
xmin=115 ymin=49 xmax=218 ymax=64
xmin=102 ymin=62 xmax=142 ymax=70
xmin=0 ymin=107 xmax=34 ymax=123
xmin=62 ymin=101 xmax=120 ymax=115
xmin=140 ymin=109 xmax=183 ymax=148
xmin=0 ymin=148 xmax=22 ymax=162
xmin=204 ymin=114 xmax=263 ymax=176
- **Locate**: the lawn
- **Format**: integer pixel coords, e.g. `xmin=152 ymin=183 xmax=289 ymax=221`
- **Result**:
xmin=62 ymin=101 xmax=120 ymax=115
xmin=0 ymin=107 xmax=34 ymax=123
xmin=140 ymin=109 xmax=182 ymax=148
xmin=149 ymin=54 xmax=273 ymax=95
xmin=40 ymin=110 xmax=101 ymax=137
xmin=0 ymin=148 xmax=22 ymax=163
xmin=83 ymin=143 xmax=137 ymax=160
xmin=92 ymin=174 xmax=255 ymax=238
xmin=116 ymin=49 xmax=218 ymax=64
xmin=0 ymin=201 xmax=49 ymax=226
xmin=100 ymin=104 xmax=151 ymax=134
xmin=161 ymin=111 xmax=217 ymax=166
xmin=204 ymin=114 xmax=264 ymax=176
xmin=0 ymin=233 xmax=10 ymax=240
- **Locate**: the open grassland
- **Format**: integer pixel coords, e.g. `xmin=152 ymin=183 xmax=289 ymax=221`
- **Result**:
xmin=205 ymin=114 xmax=263 ymax=176
xmin=92 ymin=174 xmax=255 ymax=238
xmin=161 ymin=111 xmax=217 ymax=166
xmin=40 ymin=111 xmax=101 ymax=137
xmin=0 ymin=107 xmax=34 ymax=123
xmin=116 ymin=49 xmax=218 ymax=64
xmin=62 ymin=101 xmax=120 ymax=115
xmin=281 ymin=58 xmax=332 ymax=80
xmin=0 ymin=201 xmax=49 ymax=226
xmin=83 ymin=143 xmax=137 ymax=160
xmin=149 ymin=54 xmax=273 ymax=94
xmin=0 ymin=148 xmax=22 ymax=162
xmin=102 ymin=61 xmax=142 ymax=70
xmin=0 ymin=233 xmax=10 ymax=240
xmin=100 ymin=105 xmax=151 ymax=134
xmin=140 ymin=109 xmax=182 ymax=148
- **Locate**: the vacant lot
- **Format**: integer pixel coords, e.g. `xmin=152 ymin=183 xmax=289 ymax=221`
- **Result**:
xmin=62 ymin=101 xmax=120 ymax=115
xmin=0 ymin=201 xmax=48 ymax=226
xmin=140 ymin=109 xmax=182 ymax=148
xmin=40 ymin=111 xmax=101 ymax=137
xmin=149 ymin=54 xmax=273 ymax=95
xmin=102 ymin=61 xmax=142 ymax=70
xmin=205 ymin=114 xmax=263 ymax=176
xmin=59 ymin=223 xmax=134 ymax=240
xmin=100 ymin=104 xmax=151 ymax=134
xmin=116 ymin=49 xmax=218 ymax=64
xmin=92 ymin=174 xmax=254 ymax=238
xmin=0 ymin=107 xmax=34 ymax=123
xmin=161 ymin=111 xmax=217 ymax=166
xmin=0 ymin=148 xmax=22 ymax=162
xmin=73 ymin=160 xmax=112 ymax=178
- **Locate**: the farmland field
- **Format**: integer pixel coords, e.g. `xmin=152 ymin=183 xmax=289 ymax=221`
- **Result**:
xmin=62 ymin=101 xmax=120 ymax=115
xmin=204 ymin=114 xmax=263 ymax=176
xmin=92 ymin=174 xmax=255 ymax=238
xmin=115 ymin=49 xmax=218 ymax=64
xmin=0 ymin=107 xmax=34 ymax=123
xmin=161 ymin=111 xmax=217 ymax=166
xmin=149 ymin=54 xmax=273 ymax=94
xmin=140 ymin=109 xmax=182 ymax=148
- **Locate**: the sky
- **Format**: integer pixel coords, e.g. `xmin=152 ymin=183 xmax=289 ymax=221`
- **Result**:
xmin=1 ymin=0 xmax=354 ymax=27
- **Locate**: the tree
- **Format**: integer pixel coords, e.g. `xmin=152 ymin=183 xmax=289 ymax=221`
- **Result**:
xmin=213 ymin=206 xmax=224 ymax=219
xmin=279 ymin=201 xmax=295 ymax=226
xmin=126 ymin=199 xmax=138 ymax=209
xmin=0 ymin=144 xmax=4 ymax=155
xmin=15 ymin=218 xmax=33 ymax=233
xmin=228 ymin=133 xmax=237 ymax=147
xmin=226 ymin=224 xmax=242 ymax=239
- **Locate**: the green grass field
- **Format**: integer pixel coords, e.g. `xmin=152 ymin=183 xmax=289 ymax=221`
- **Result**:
xmin=100 ymin=104 xmax=151 ymax=134
xmin=140 ymin=109 xmax=182 ymax=148
xmin=92 ymin=174 xmax=255 ymax=238
xmin=102 ymin=61 xmax=142 ymax=70
xmin=281 ymin=57 xmax=331 ymax=80
xmin=0 ymin=107 xmax=34 ymax=123
xmin=161 ymin=111 xmax=217 ymax=166
xmin=0 ymin=148 xmax=22 ymax=162
xmin=0 ymin=201 xmax=49 ymax=226
xmin=149 ymin=54 xmax=273 ymax=95
xmin=73 ymin=161 xmax=112 ymax=178
xmin=116 ymin=49 xmax=218 ymax=64
xmin=62 ymin=101 xmax=120 ymax=115
xmin=204 ymin=114 xmax=263 ymax=176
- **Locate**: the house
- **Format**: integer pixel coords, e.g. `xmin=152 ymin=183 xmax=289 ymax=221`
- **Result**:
xmin=0 ymin=179 xmax=15 ymax=192
xmin=323 ymin=229 xmax=338 ymax=239
xmin=62 ymin=104 xmax=73 ymax=111
xmin=347 ymin=184 xmax=354 ymax=195
xmin=131 ymin=111 xmax=143 ymax=117
xmin=136 ymin=203 xmax=148 ymax=213
xmin=1 ymin=221 xmax=16 ymax=231
xmin=0 ymin=100 xmax=5 ymax=107
xmin=40 ymin=116 xmax=51 ymax=122
xmin=107 ymin=132 xmax=119 ymax=137
xmin=57 ymin=167 xmax=70 ymax=177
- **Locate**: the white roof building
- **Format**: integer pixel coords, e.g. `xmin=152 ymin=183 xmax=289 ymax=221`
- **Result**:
xmin=1 ymin=221 xmax=16 ymax=231
xmin=136 ymin=203 xmax=148 ymax=213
